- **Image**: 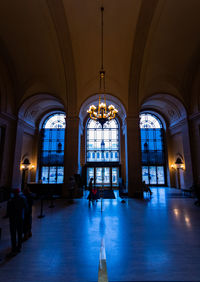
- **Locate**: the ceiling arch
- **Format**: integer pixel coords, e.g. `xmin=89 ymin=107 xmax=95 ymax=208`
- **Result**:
xmin=140 ymin=93 xmax=187 ymax=127
xmin=0 ymin=0 xmax=76 ymax=114
xmin=138 ymin=0 xmax=200 ymax=107
xmin=0 ymin=0 xmax=199 ymax=118
xmin=18 ymin=93 xmax=65 ymax=128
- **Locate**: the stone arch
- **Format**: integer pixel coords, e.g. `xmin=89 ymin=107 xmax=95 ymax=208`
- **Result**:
xmin=18 ymin=93 xmax=65 ymax=128
xmin=46 ymin=0 xmax=77 ymax=117
xmin=128 ymin=0 xmax=159 ymax=114
xmin=14 ymin=93 xmax=66 ymax=186
xmin=140 ymin=93 xmax=187 ymax=127
xmin=140 ymin=93 xmax=193 ymax=189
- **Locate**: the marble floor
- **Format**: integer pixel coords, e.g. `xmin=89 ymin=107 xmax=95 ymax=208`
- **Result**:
xmin=0 ymin=188 xmax=200 ymax=282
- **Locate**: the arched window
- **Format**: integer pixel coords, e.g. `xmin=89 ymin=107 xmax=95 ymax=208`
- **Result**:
xmin=140 ymin=113 xmax=165 ymax=185
xmin=40 ymin=113 xmax=66 ymax=184
xmin=86 ymin=118 xmax=120 ymax=187
xmin=86 ymin=119 xmax=119 ymax=162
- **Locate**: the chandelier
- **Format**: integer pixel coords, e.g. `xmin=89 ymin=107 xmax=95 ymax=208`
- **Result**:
xmin=87 ymin=7 xmax=118 ymax=126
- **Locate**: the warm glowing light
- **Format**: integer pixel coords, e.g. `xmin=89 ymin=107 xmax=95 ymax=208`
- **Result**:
xmin=184 ymin=216 xmax=191 ymax=227
xmin=173 ymin=209 xmax=179 ymax=216
xmin=185 ymin=216 xmax=190 ymax=223
xmin=21 ymin=165 xmax=25 ymax=169
xmin=171 ymin=162 xmax=185 ymax=170
xmin=87 ymin=97 xmax=118 ymax=126
xmin=31 ymin=165 xmax=35 ymax=169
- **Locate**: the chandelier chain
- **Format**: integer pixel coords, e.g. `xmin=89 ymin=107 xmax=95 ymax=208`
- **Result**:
xmin=87 ymin=6 xmax=118 ymax=127
xmin=101 ymin=6 xmax=104 ymax=71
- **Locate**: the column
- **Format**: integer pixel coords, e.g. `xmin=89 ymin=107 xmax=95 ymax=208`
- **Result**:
xmin=11 ymin=119 xmax=24 ymax=188
xmin=181 ymin=120 xmax=193 ymax=188
xmin=63 ymin=116 xmax=79 ymax=196
xmin=126 ymin=115 xmax=142 ymax=197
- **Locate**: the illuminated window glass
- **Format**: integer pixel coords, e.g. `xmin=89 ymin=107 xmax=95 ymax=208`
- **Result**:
xmin=140 ymin=113 xmax=165 ymax=185
xmin=86 ymin=119 xmax=119 ymax=162
xmin=40 ymin=113 xmax=66 ymax=183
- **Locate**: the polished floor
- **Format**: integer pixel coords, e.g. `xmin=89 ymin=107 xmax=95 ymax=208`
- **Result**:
xmin=0 ymin=188 xmax=200 ymax=282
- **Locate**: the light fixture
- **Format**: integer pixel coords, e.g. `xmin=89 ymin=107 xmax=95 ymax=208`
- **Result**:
xmin=170 ymin=164 xmax=175 ymax=169
xmin=87 ymin=7 xmax=118 ymax=126
xmin=175 ymin=157 xmax=184 ymax=169
xmin=21 ymin=158 xmax=31 ymax=169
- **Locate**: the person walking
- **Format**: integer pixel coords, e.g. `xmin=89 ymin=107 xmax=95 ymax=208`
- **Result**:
xmin=7 ymin=188 xmax=28 ymax=256
xmin=88 ymin=178 xmax=98 ymax=203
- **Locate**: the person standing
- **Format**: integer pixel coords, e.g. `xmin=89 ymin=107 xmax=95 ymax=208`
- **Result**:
xmin=142 ymin=181 xmax=153 ymax=195
xmin=7 ymin=188 xmax=28 ymax=256
xmin=88 ymin=178 xmax=98 ymax=202
xmin=88 ymin=178 xmax=93 ymax=203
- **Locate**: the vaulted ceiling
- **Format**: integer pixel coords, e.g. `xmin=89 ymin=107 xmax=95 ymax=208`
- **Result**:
xmin=0 ymin=0 xmax=200 ymax=116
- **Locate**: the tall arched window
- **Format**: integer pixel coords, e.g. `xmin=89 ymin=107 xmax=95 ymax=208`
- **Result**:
xmin=86 ymin=118 xmax=120 ymax=187
xmin=140 ymin=113 xmax=165 ymax=185
xmin=40 ymin=113 xmax=66 ymax=183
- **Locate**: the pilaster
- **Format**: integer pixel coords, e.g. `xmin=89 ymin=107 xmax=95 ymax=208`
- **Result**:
xmin=126 ymin=115 xmax=142 ymax=197
xmin=63 ymin=115 xmax=79 ymax=196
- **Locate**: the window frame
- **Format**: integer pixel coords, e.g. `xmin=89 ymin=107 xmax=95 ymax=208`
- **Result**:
xmin=39 ymin=112 xmax=66 ymax=184
xmin=140 ymin=112 xmax=167 ymax=186
xmin=86 ymin=118 xmax=120 ymax=163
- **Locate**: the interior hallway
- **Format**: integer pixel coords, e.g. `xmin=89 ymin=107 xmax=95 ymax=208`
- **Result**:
xmin=0 ymin=188 xmax=200 ymax=282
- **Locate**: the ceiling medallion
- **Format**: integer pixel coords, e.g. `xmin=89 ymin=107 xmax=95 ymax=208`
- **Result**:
xmin=87 ymin=7 xmax=118 ymax=127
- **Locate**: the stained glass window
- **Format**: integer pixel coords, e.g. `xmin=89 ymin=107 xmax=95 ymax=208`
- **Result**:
xmin=140 ymin=113 xmax=165 ymax=185
xmin=86 ymin=119 xmax=119 ymax=162
xmin=40 ymin=113 xmax=66 ymax=183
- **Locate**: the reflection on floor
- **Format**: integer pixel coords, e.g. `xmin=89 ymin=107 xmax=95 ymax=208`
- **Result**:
xmin=0 ymin=187 xmax=200 ymax=282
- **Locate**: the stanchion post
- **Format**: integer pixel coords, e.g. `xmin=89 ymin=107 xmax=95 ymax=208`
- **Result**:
xmin=38 ymin=197 xmax=45 ymax=218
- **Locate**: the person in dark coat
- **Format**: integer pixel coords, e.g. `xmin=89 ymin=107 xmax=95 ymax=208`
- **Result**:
xmin=7 ymin=188 xmax=28 ymax=255
xmin=88 ymin=178 xmax=93 ymax=202
xmin=88 ymin=178 xmax=98 ymax=202
xmin=142 ymin=181 xmax=153 ymax=195
xmin=23 ymin=187 xmax=33 ymax=240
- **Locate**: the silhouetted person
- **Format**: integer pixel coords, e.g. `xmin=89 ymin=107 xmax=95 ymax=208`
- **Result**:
xmin=69 ymin=176 xmax=76 ymax=201
xmin=7 ymin=188 xmax=28 ymax=256
xmin=23 ymin=187 xmax=33 ymax=240
xmin=88 ymin=178 xmax=98 ymax=203
xmin=119 ymin=178 xmax=126 ymax=197
xmin=142 ymin=181 xmax=152 ymax=195
xmin=88 ymin=178 xmax=93 ymax=203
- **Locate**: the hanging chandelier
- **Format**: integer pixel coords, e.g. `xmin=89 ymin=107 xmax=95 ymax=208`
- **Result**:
xmin=87 ymin=7 xmax=118 ymax=126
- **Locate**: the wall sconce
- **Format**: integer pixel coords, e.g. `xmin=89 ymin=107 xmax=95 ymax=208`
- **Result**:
xmin=171 ymin=164 xmax=175 ymax=170
xmin=21 ymin=158 xmax=31 ymax=170
xmin=175 ymin=157 xmax=185 ymax=170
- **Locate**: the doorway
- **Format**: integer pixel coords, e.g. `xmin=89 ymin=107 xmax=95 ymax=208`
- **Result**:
xmin=87 ymin=167 xmax=119 ymax=188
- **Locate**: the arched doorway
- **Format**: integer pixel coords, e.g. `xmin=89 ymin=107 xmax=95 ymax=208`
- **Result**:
xmin=140 ymin=112 xmax=166 ymax=185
